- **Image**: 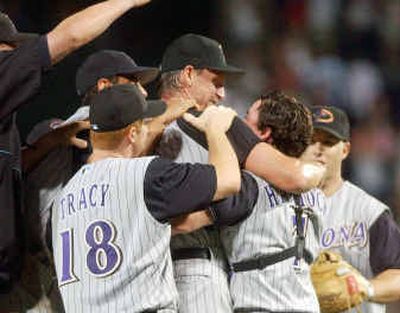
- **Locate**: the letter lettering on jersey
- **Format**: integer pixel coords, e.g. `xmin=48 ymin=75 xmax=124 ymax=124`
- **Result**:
xmin=61 ymin=198 xmax=66 ymax=220
xmin=339 ymin=225 xmax=351 ymax=246
xmin=321 ymin=222 xmax=368 ymax=249
xmin=89 ymin=184 xmax=98 ymax=207
xmin=67 ymin=193 xmax=75 ymax=216
xmin=351 ymin=222 xmax=367 ymax=247
xmin=79 ymin=188 xmax=88 ymax=211
xmin=264 ymin=185 xmax=280 ymax=208
xmin=100 ymin=184 xmax=110 ymax=207
xmin=321 ymin=228 xmax=335 ymax=248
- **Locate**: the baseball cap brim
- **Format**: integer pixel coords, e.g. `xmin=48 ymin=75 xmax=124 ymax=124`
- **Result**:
xmin=121 ymin=66 xmax=159 ymax=85
xmin=143 ymin=100 xmax=167 ymax=119
xmin=313 ymin=125 xmax=348 ymax=141
xmin=208 ymin=64 xmax=245 ymax=75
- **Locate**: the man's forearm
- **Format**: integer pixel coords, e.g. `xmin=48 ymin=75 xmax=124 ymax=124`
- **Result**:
xmin=370 ymin=269 xmax=400 ymax=303
xmin=47 ymin=0 xmax=150 ymax=64
xmin=171 ymin=210 xmax=213 ymax=235
xmin=207 ymin=130 xmax=240 ymax=201
xmin=245 ymin=142 xmax=324 ymax=193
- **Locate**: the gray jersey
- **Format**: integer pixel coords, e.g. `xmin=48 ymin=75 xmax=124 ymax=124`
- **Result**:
xmin=164 ymin=121 xmax=232 ymax=313
xmin=19 ymin=108 xmax=90 ymax=313
xmin=222 ymin=174 xmax=326 ymax=313
xmin=321 ymin=181 xmax=388 ymax=313
xmin=25 ymin=106 xmax=90 ymax=248
xmin=52 ymin=157 xmax=178 ymax=313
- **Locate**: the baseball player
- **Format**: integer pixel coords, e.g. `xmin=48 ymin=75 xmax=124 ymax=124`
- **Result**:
xmin=52 ymin=84 xmax=241 ymax=313
xmin=158 ymin=34 xmax=326 ymax=313
xmin=159 ymin=33 xmax=244 ymax=313
xmin=0 ymin=0 xmax=153 ymax=297
xmin=302 ymin=105 xmax=400 ymax=313
xmin=172 ymin=91 xmax=327 ymax=312
xmin=11 ymin=50 xmax=160 ymax=313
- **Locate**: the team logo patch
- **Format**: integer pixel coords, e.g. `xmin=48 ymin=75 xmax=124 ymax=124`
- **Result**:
xmin=314 ymin=108 xmax=334 ymax=124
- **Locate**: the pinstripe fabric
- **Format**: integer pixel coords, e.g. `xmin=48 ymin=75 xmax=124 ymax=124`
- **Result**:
xmin=52 ymin=157 xmax=178 ymax=313
xmin=164 ymin=122 xmax=233 ymax=313
xmin=321 ymin=181 xmax=387 ymax=313
xmin=221 ymin=174 xmax=325 ymax=313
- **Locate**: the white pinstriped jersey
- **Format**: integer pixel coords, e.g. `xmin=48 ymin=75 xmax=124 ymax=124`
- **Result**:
xmin=164 ymin=121 xmax=232 ymax=313
xmin=321 ymin=181 xmax=388 ymax=313
xmin=222 ymin=174 xmax=326 ymax=313
xmin=52 ymin=157 xmax=178 ymax=313
xmin=166 ymin=122 xmax=226 ymax=268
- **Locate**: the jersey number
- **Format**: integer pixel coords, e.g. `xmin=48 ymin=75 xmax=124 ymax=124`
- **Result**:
xmin=59 ymin=220 xmax=122 ymax=286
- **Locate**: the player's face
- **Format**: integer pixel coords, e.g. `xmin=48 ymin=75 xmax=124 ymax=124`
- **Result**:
xmin=187 ymin=69 xmax=225 ymax=111
xmin=97 ymin=76 xmax=148 ymax=98
xmin=244 ymin=99 xmax=263 ymax=137
xmin=116 ymin=76 xmax=148 ymax=98
xmin=301 ymin=129 xmax=349 ymax=180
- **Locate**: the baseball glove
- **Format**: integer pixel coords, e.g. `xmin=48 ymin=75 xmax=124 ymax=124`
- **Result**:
xmin=310 ymin=250 xmax=373 ymax=313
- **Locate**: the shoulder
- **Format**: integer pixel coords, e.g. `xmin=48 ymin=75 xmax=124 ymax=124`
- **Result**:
xmin=332 ymin=181 xmax=389 ymax=213
xmin=330 ymin=181 xmax=389 ymax=224
xmin=342 ymin=181 xmax=389 ymax=211
xmin=9 ymin=36 xmax=51 ymax=69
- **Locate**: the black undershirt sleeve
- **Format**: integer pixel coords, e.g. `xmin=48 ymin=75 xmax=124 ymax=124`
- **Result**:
xmin=144 ymin=157 xmax=217 ymax=223
xmin=209 ymin=171 xmax=258 ymax=226
xmin=0 ymin=36 xmax=51 ymax=119
xmin=177 ymin=113 xmax=260 ymax=166
xmin=226 ymin=117 xmax=261 ymax=167
xmin=369 ymin=211 xmax=400 ymax=275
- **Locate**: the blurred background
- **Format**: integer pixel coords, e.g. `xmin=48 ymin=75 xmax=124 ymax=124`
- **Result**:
xmin=1 ymin=0 xmax=400 ymax=311
xmin=2 ymin=0 xmax=400 ymax=218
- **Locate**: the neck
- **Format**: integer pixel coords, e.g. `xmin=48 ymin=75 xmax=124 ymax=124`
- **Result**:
xmin=161 ymin=89 xmax=186 ymax=102
xmin=320 ymin=173 xmax=344 ymax=197
xmin=87 ymin=148 xmax=133 ymax=163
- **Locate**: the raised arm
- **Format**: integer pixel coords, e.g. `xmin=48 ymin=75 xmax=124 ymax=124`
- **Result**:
xmin=47 ymin=0 xmax=151 ymax=64
xmin=22 ymin=120 xmax=89 ymax=173
xmin=144 ymin=106 xmax=241 ymax=223
xmin=184 ymin=106 xmax=241 ymax=200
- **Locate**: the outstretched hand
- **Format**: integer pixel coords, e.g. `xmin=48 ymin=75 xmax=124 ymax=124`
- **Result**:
xmin=54 ymin=120 xmax=90 ymax=149
xmin=161 ymin=97 xmax=197 ymax=125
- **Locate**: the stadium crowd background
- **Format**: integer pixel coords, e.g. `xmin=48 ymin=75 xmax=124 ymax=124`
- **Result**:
xmin=2 ymin=0 xmax=400 ymax=219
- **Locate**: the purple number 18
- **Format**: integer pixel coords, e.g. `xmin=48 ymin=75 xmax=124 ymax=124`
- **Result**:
xmin=59 ymin=220 xmax=122 ymax=286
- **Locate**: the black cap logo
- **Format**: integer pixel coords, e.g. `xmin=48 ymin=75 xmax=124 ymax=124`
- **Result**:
xmin=314 ymin=108 xmax=334 ymax=124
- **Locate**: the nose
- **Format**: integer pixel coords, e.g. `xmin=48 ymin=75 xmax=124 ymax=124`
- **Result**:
xmin=313 ymin=142 xmax=324 ymax=155
xmin=216 ymin=86 xmax=225 ymax=100
xmin=136 ymin=83 xmax=148 ymax=98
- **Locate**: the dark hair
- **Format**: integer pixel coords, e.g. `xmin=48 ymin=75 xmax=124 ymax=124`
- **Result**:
xmin=257 ymin=91 xmax=312 ymax=157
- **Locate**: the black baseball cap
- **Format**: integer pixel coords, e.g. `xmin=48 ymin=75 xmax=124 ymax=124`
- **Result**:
xmin=311 ymin=106 xmax=350 ymax=141
xmin=90 ymin=84 xmax=166 ymax=132
xmin=160 ymin=33 xmax=244 ymax=74
xmin=76 ymin=50 xmax=159 ymax=96
xmin=0 ymin=12 xmax=38 ymax=45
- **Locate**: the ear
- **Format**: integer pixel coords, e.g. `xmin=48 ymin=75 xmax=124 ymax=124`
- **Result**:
xmin=259 ymin=127 xmax=272 ymax=142
xmin=180 ymin=65 xmax=196 ymax=87
xmin=127 ymin=124 xmax=138 ymax=145
xmin=96 ymin=78 xmax=113 ymax=91
xmin=342 ymin=141 xmax=351 ymax=161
